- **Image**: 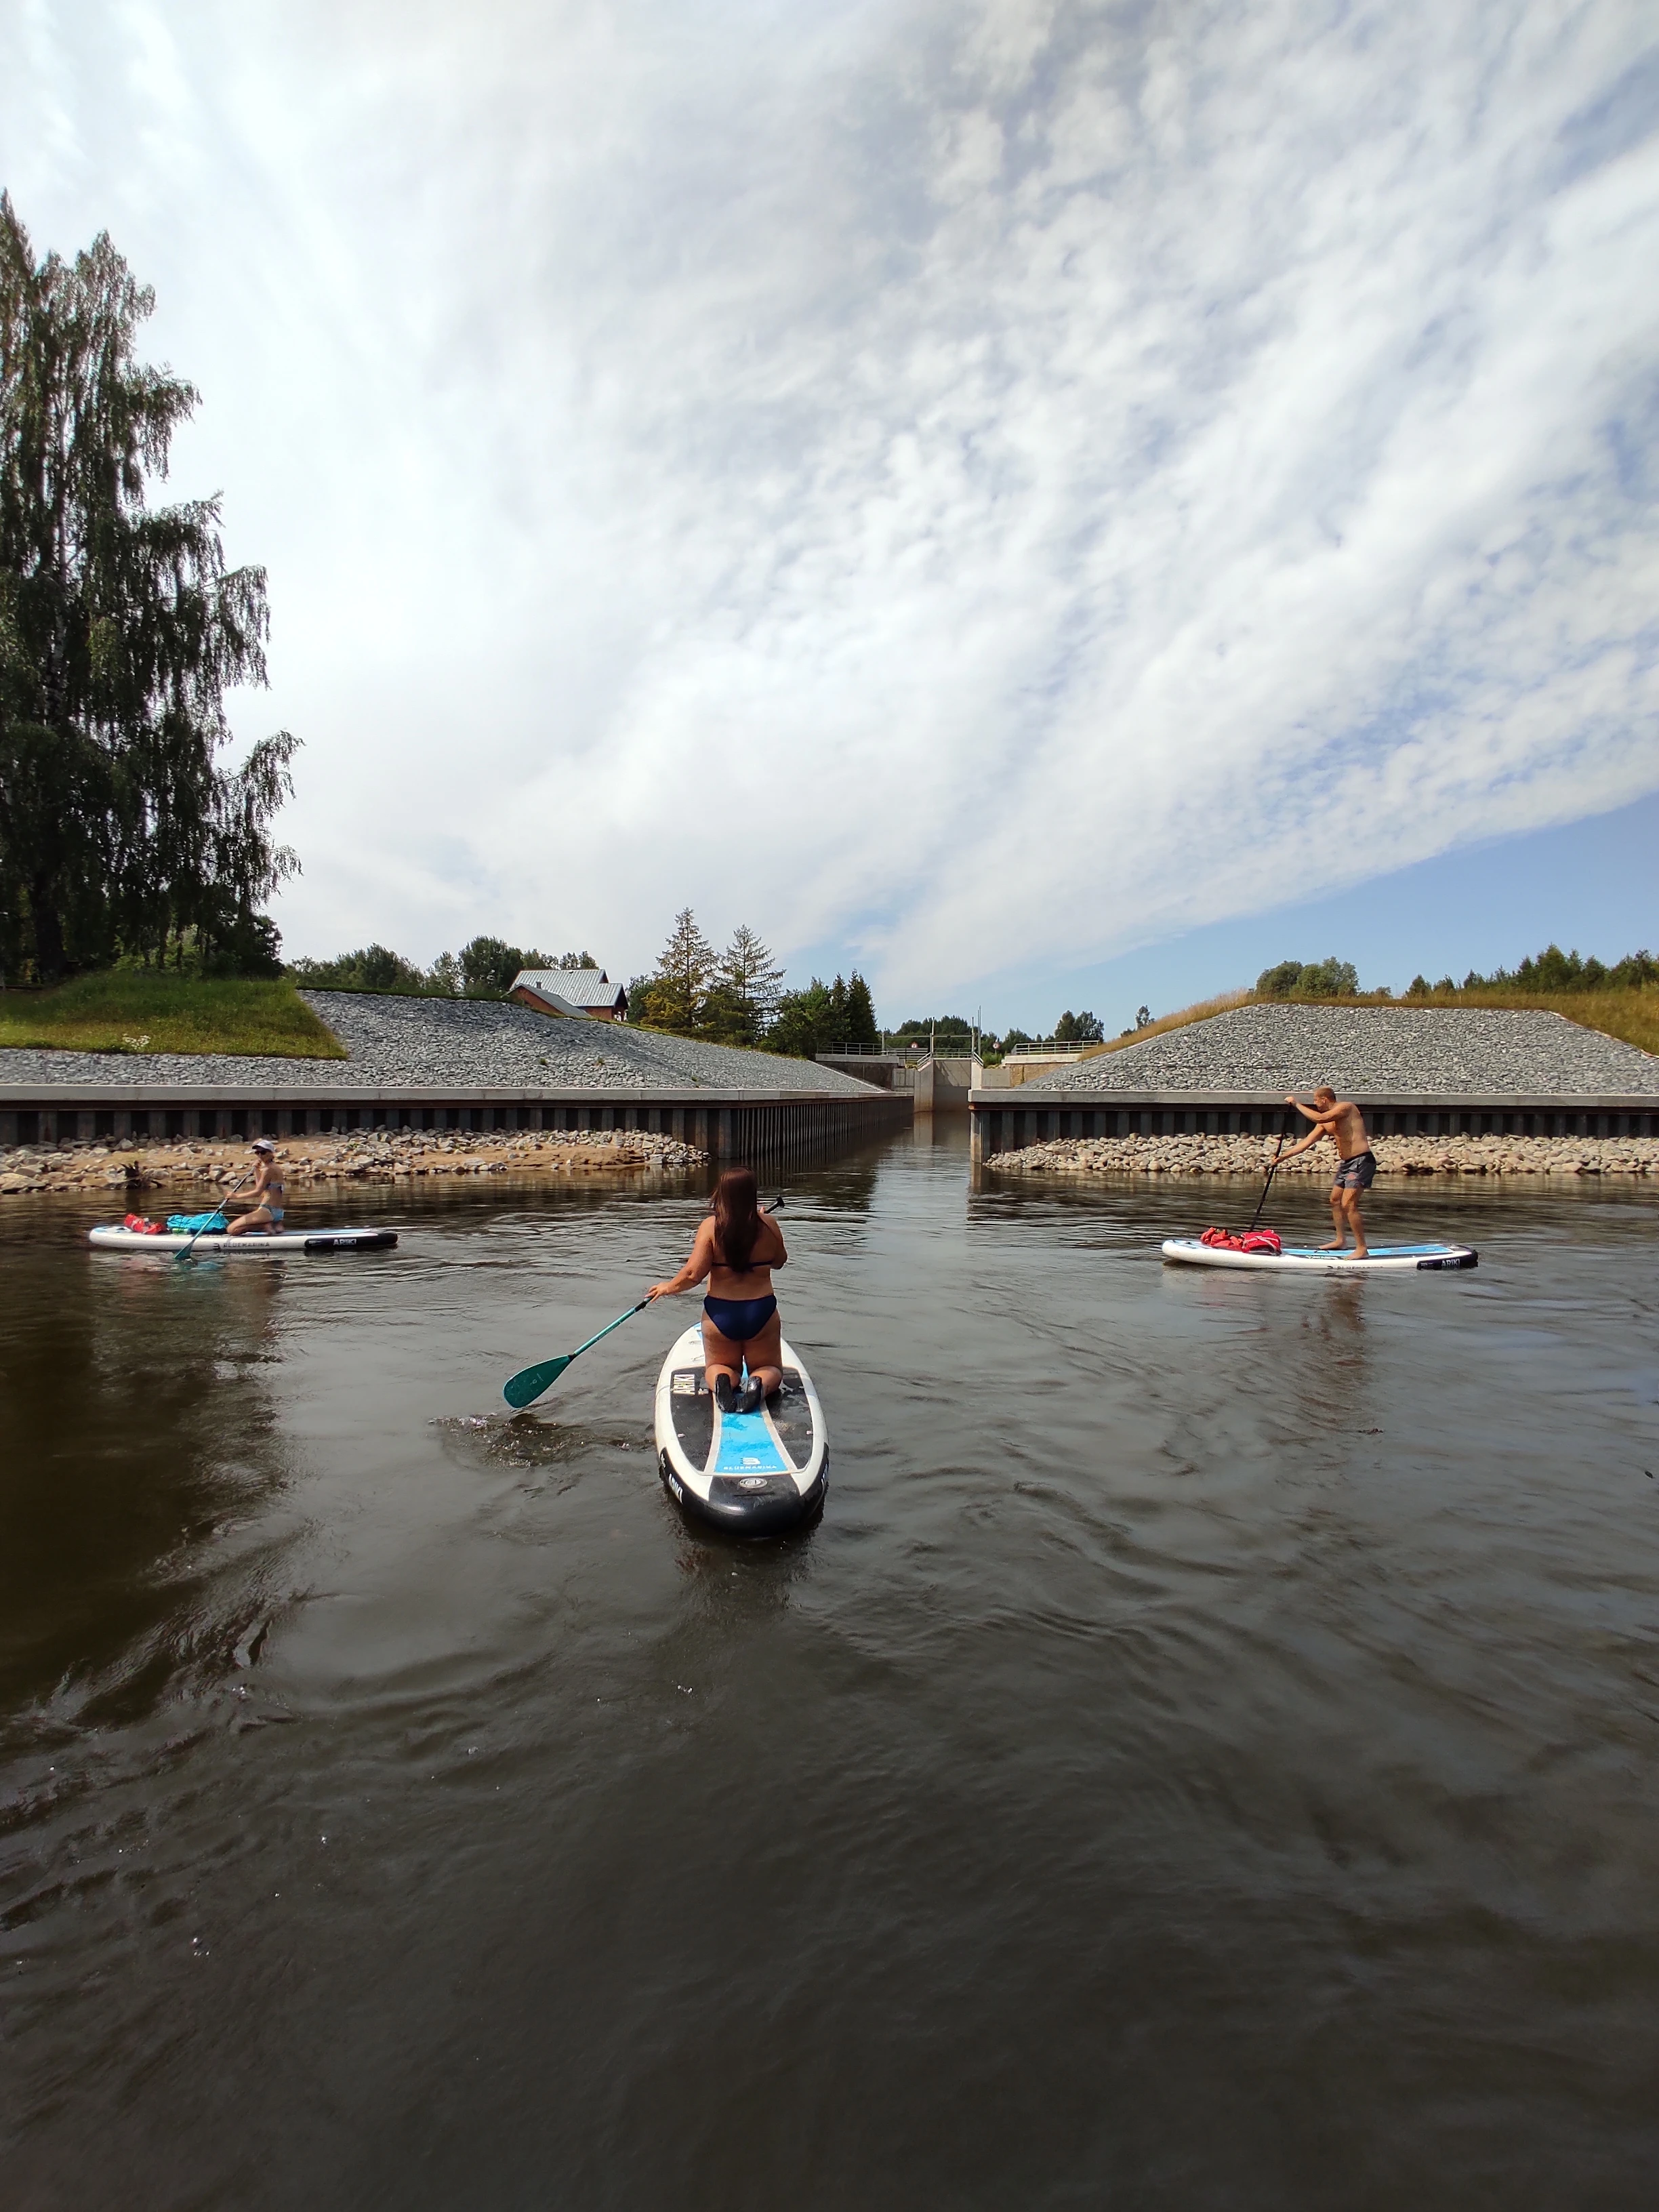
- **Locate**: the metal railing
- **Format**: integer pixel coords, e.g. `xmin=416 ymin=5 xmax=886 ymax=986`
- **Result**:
xmin=818 ymin=1037 xmax=1104 ymax=1063
xmin=817 ymin=1043 xmax=937 ymax=1061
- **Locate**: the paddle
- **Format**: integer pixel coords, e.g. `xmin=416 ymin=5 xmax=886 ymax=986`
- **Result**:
xmin=1246 ymin=1109 xmax=1295 ymax=1233
xmin=175 ymin=1167 xmax=253 ymax=1265
xmin=502 ymin=1299 xmax=651 ymax=1409
xmin=501 ymin=1195 xmax=785 ymax=1410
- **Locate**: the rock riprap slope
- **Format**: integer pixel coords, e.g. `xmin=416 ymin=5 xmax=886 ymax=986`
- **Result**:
xmin=0 ymin=992 xmax=884 ymax=1094
xmin=988 ymin=1131 xmax=1659 ymax=1180
xmin=1 ymin=1126 xmax=705 ymax=1197
xmin=1019 ymin=1004 xmax=1659 ymax=1097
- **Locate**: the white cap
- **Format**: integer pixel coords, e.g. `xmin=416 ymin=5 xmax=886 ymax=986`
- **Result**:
xmin=251 ymin=1138 xmax=275 ymax=1153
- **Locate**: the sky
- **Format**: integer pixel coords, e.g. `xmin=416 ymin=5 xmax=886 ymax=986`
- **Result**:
xmin=3 ymin=0 xmax=1656 ymax=1030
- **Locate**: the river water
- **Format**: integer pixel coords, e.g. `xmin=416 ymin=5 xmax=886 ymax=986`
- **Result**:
xmin=3 ymin=1128 xmax=1658 ymax=2209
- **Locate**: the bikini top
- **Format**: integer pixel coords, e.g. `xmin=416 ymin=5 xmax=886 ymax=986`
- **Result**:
xmin=710 ymin=1232 xmax=771 ymax=1276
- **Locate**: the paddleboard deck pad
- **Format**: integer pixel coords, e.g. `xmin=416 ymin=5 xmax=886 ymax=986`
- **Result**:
xmin=89 ymin=1225 xmax=398 ymax=1254
xmin=1162 ymin=1237 xmax=1476 ymax=1275
xmin=654 ymin=1323 xmax=827 ymax=1536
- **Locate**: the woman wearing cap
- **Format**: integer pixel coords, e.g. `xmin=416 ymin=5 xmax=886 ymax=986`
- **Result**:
xmin=226 ymin=1139 xmax=287 ymax=1236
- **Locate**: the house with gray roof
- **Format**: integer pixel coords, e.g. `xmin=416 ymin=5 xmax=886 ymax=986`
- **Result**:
xmin=511 ymin=967 xmax=629 ymax=1020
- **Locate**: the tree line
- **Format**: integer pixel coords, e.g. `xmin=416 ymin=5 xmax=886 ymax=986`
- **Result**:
xmin=630 ymin=917 xmax=1115 ymax=1057
xmin=1 ymin=199 xmax=296 ymax=986
xmin=886 ymin=1008 xmax=1112 ymax=1054
xmin=629 ymin=909 xmax=878 ymax=1054
xmin=1404 ymin=944 xmax=1658 ymax=997
xmin=1255 ymin=945 xmax=1656 ymax=1002
xmin=288 ymin=939 xmax=596 ymax=998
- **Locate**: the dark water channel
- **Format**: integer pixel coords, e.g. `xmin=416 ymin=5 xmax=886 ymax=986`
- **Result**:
xmin=3 ymin=1127 xmax=1658 ymax=2209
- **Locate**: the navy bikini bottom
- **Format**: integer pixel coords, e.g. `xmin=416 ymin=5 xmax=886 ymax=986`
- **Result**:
xmin=703 ymin=1292 xmax=777 ymax=1341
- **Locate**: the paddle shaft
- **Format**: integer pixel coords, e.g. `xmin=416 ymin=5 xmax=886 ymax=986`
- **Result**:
xmin=1248 ymin=1110 xmax=1294 ymax=1232
xmin=567 ymin=1298 xmax=651 ymax=1362
xmin=175 ymin=1167 xmax=254 ymax=1263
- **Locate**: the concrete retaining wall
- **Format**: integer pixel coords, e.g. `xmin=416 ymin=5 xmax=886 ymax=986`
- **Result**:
xmin=0 ymin=1085 xmax=911 ymax=1170
xmin=915 ymin=1057 xmax=981 ymax=1113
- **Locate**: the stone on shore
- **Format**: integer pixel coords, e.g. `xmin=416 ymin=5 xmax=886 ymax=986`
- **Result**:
xmin=0 ymin=1126 xmax=705 ymax=1198
xmin=985 ymin=1131 xmax=1659 ymax=1179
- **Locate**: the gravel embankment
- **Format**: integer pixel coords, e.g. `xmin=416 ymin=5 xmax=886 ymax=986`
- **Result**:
xmin=0 ymin=1127 xmax=705 ymax=1198
xmin=1019 ymin=1004 xmax=1659 ymax=1097
xmin=0 ymin=992 xmax=884 ymax=1094
xmin=988 ymin=1132 xmax=1659 ymax=1179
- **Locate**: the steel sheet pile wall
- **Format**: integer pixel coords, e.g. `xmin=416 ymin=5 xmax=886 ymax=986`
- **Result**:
xmin=1 ymin=1088 xmax=909 ymax=1162
xmin=972 ymin=1096 xmax=1659 ymax=1162
xmin=973 ymin=1004 xmax=1659 ymax=1162
xmin=0 ymin=993 xmax=912 ymax=1163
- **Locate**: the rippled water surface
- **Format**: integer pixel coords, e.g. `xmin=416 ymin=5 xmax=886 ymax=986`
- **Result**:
xmin=3 ymin=1129 xmax=1658 ymax=2209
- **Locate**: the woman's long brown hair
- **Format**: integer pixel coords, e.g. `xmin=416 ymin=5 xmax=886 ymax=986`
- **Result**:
xmin=711 ymin=1166 xmax=762 ymax=1273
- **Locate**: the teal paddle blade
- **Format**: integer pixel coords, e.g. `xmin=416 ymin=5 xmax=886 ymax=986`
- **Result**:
xmin=501 ymin=1298 xmax=651 ymax=1410
xmin=503 ymin=1353 xmax=571 ymax=1409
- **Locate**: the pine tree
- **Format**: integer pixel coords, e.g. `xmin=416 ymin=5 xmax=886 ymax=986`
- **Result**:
xmin=0 ymin=196 xmax=296 ymax=981
xmin=844 ymin=970 xmax=878 ymax=1048
xmin=640 ymin=907 xmax=716 ymax=1033
xmin=720 ymin=923 xmax=785 ymax=1029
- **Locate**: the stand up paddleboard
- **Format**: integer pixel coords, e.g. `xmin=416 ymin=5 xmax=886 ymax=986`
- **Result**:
xmin=653 ymin=1322 xmax=827 ymax=1536
xmin=1162 ymin=1237 xmax=1475 ymax=1275
xmin=89 ymin=1225 xmax=397 ymax=1254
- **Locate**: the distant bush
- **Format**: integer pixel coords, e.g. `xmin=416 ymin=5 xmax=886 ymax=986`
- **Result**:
xmin=1256 ymin=958 xmax=1360 ymax=999
xmin=287 ymin=943 xmax=435 ymax=994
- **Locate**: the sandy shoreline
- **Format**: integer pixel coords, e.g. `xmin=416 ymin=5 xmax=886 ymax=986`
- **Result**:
xmin=986 ymin=1131 xmax=1659 ymax=1179
xmin=0 ymin=1126 xmax=706 ymax=1198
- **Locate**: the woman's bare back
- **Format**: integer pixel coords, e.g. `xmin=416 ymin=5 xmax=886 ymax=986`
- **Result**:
xmin=705 ymin=1214 xmax=786 ymax=1298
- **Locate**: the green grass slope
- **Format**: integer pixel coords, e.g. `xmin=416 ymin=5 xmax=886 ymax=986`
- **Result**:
xmin=0 ymin=971 xmax=348 ymax=1059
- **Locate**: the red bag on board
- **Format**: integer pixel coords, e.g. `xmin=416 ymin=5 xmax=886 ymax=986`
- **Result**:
xmin=1199 ymin=1227 xmax=1282 ymax=1254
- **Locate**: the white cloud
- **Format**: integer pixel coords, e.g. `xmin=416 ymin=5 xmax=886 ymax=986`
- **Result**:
xmin=3 ymin=0 xmax=1656 ymax=1001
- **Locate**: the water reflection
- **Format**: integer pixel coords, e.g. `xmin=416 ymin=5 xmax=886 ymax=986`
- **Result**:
xmin=0 ymin=1240 xmax=300 ymax=1738
xmin=4 ymin=1160 xmax=1659 ymax=2207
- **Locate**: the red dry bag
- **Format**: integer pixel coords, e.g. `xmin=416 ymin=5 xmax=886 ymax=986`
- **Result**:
xmin=1199 ymin=1227 xmax=1282 ymax=1254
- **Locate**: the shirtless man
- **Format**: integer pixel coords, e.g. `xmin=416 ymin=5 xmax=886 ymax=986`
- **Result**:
xmin=225 ymin=1138 xmax=286 ymax=1235
xmin=1280 ymin=1087 xmax=1375 ymax=1257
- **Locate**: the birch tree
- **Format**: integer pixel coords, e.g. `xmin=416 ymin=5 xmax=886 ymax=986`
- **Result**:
xmin=0 ymin=196 xmax=296 ymax=981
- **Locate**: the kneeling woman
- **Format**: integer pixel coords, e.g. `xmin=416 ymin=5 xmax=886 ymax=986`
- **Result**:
xmin=648 ymin=1168 xmax=785 ymax=1415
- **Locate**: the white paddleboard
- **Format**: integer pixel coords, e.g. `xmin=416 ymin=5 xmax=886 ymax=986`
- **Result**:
xmin=653 ymin=1322 xmax=827 ymax=1535
xmin=89 ymin=1225 xmax=397 ymax=1254
xmin=1162 ymin=1237 xmax=1476 ymax=1275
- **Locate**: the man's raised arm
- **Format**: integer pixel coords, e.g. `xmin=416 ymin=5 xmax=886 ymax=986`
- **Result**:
xmin=1279 ymin=1092 xmax=1336 ymax=1160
